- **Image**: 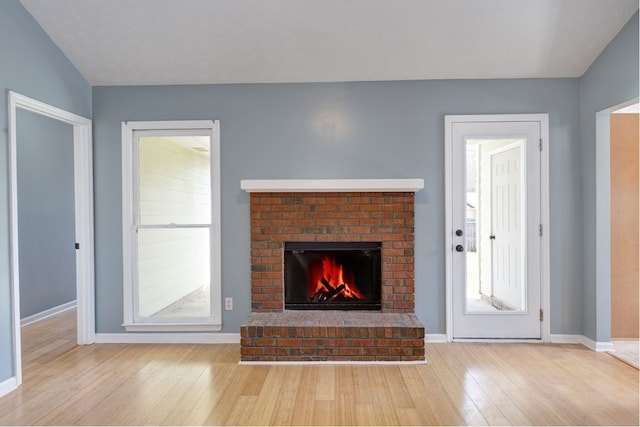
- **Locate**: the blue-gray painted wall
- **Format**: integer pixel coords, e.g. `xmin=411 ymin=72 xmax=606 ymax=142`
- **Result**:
xmin=579 ymin=12 xmax=639 ymax=342
xmin=92 ymin=78 xmax=583 ymax=335
xmin=17 ymin=110 xmax=76 ymax=318
xmin=0 ymin=0 xmax=90 ymax=384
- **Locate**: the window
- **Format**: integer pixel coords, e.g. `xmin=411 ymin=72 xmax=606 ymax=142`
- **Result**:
xmin=122 ymin=121 xmax=221 ymax=331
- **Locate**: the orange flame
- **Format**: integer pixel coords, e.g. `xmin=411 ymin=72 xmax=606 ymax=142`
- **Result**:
xmin=310 ymin=256 xmax=364 ymax=300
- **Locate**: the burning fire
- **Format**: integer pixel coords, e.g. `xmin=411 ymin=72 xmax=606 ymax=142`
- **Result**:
xmin=310 ymin=256 xmax=364 ymax=301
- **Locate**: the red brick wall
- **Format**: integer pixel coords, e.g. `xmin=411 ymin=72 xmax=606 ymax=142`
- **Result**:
xmin=250 ymin=191 xmax=416 ymax=312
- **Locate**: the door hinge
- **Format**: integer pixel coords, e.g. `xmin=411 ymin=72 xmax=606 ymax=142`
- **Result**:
xmin=539 ymin=138 xmax=543 ymax=151
xmin=538 ymin=224 xmax=543 ymax=236
xmin=540 ymin=309 xmax=544 ymax=321
xmin=75 ymin=242 xmax=80 ymax=250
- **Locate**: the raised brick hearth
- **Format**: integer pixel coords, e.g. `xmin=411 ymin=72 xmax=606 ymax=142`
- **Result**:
xmin=240 ymin=180 xmax=425 ymax=362
xmin=242 ymin=312 xmax=425 ymax=361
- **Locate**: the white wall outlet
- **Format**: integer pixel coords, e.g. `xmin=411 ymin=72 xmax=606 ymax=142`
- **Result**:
xmin=224 ymin=297 xmax=233 ymax=310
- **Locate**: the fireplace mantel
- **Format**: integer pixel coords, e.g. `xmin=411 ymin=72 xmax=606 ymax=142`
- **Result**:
xmin=240 ymin=178 xmax=424 ymax=193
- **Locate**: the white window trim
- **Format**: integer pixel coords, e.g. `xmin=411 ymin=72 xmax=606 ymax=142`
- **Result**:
xmin=121 ymin=120 xmax=222 ymax=332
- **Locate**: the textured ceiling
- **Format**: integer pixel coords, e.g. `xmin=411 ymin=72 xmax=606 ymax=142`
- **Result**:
xmin=20 ymin=0 xmax=639 ymax=86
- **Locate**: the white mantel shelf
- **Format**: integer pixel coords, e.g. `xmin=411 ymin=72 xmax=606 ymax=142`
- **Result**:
xmin=240 ymin=179 xmax=424 ymax=193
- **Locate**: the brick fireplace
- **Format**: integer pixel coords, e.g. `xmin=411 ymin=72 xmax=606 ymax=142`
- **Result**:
xmin=240 ymin=179 xmax=425 ymax=362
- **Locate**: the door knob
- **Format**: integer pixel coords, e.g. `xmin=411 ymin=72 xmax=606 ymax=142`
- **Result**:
xmin=455 ymin=245 xmax=464 ymax=252
xmin=455 ymin=229 xmax=463 ymax=236
xmin=489 ymin=235 xmax=496 ymax=240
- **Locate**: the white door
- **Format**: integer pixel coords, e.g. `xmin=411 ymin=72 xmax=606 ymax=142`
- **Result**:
xmin=446 ymin=116 xmax=542 ymax=339
xmin=491 ymin=144 xmax=524 ymax=311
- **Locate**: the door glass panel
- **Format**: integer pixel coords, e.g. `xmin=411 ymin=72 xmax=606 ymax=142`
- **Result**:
xmin=138 ymin=227 xmax=210 ymax=318
xmin=138 ymin=136 xmax=211 ymax=225
xmin=465 ymin=138 xmax=526 ymax=313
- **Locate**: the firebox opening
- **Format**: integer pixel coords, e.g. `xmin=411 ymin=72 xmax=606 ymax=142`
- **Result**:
xmin=284 ymin=241 xmax=382 ymax=310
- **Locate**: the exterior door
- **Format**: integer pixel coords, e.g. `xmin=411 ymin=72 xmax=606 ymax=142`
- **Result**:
xmin=446 ymin=116 xmax=542 ymax=339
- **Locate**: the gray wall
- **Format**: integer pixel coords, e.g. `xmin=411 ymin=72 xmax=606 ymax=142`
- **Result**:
xmin=0 ymin=0 xmax=90 ymax=384
xmin=93 ymin=78 xmax=582 ymax=335
xmin=579 ymin=12 xmax=639 ymax=342
xmin=17 ymin=110 xmax=76 ymax=319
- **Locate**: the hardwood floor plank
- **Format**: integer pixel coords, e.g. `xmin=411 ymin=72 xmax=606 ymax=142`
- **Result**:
xmin=396 ymin=365 xmax=443 ymax=425
xmin=314 ymin=365 xmax=335 ymax=401
xmin=246 ymin=365 xmax=289 ymax=425
xmin=268 ymin=365 xmax=303 ymax=426
xmin=290 ymin=367 xmax=319 ymax=426
xmin=333 ymin=366 xmax=358 ymax=426
xmin=428 ymin=344 xmax=490 ymax=425
xmin=226 ymin=395 xmax=259 ymax=425
xmin=202 ymin=362 xmax=250 ymax=425
xmin=382 ymin=366 xmax=416 ymax=409
xmin=1 ymin=311 xmax=638 ymax=426
xmin=312 ymin=400 xmax=336 ymax=426
xmin=365 ymin=366 xmax=400 ymax=424
xmin=163 ymin=357 xmax=238 ymax=426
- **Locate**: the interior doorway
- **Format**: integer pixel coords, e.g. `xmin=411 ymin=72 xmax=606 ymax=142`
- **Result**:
xmin=8 ymin=91 xmax=94 ymax=389
xmin=445 ymin=114 xmax=550 ymax=340
xmin=609 ymin=105 xmax=639 ymax=340
xmin=594 ymin=98 xmax=639 ymax=354
xmin=16 ymin=109 xmax=76 ymax=325
xmin=601 ymin=100 xmax=639 ymax=367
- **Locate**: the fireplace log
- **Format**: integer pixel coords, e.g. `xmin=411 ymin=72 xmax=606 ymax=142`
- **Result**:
xmin=311 ymin=284 xmax=347 ymax=302
xmin=320 ymin=277 xmax=336 ymax=293
xmin=327 ymin=284 xmax=346 ymax=299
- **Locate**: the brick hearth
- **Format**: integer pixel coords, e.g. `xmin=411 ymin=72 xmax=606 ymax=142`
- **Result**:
xmin=240 ymin=181 xmax=425 ymax=362
xmin=242 ymin=312 xmax=425 ymax=361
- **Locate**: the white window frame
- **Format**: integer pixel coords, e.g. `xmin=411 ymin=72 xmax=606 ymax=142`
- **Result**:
xmin=121 ymin=120 xmax=222 ymax=332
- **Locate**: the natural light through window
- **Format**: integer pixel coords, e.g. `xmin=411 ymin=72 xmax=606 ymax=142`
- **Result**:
xmin=122 ymin=121 xmax=221 ymax=331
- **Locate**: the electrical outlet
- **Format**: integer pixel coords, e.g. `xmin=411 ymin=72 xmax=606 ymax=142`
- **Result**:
xmin=224 ymin=297 xmax=233 ymax=310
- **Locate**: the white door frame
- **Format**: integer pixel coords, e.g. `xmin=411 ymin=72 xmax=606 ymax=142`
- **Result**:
xmin=7 ymin=91 xmax=95 ymax=388
xmin=444 ymin=114 xmax=550 ymax=342
xmin=595 ymin=98 xmax=638 ymax=349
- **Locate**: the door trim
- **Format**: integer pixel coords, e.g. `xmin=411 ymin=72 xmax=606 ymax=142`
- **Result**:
xmin=8 ymin=91 xmax=95 ymax=389
xmin=444 ymin=114 xmax=550 ymax=342
xmin=595 ymin=98 xmax=639 ymax=344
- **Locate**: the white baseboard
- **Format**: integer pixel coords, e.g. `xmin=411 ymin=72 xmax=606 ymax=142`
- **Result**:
xmin=580 ymin=336 xmax=615 ymax=352
xmin=0 ymin=376 xmax=18 ymax=398
xmin=94 ymin=332 xmax=240 ymax=344
xmin=549 ymin=334 xmax=584 ymax=344
xmin=550 ymin=334 xmax=614 ymax=352
xmin=425 ymin=334 xmax=448 ymax=343
xmin=21 ymin=300 xmax=76 ymax=327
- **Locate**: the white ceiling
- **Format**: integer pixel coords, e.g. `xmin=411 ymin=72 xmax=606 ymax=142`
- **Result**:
xmin=20 ymin=0 xmax=639 ymax=86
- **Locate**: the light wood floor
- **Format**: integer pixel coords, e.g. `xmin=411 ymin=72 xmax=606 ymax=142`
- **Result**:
xmin=2 ymin=309 xmax=638 ymax=426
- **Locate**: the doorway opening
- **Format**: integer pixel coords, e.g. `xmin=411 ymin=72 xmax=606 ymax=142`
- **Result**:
xmin=595 ymin=98 xmax=639 ymax=361
xmin=7 ymin=91 xmax=94 ymax=391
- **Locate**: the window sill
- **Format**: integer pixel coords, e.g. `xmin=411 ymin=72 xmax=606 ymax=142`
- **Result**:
xmin=123 ymin=322 xmax=222 ymax=332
